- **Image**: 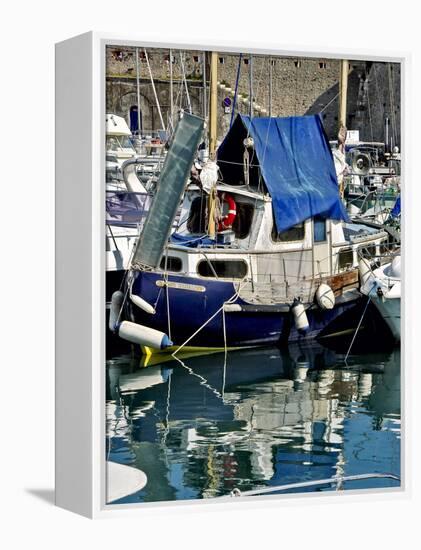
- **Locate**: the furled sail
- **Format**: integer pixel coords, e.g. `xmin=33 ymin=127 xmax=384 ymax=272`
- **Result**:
xmin=131 ymin=112 xmax=204 ymax=269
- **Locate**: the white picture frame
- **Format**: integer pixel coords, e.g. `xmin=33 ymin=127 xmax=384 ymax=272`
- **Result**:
xmin=55 ymin=32 xmax=409 ymax=518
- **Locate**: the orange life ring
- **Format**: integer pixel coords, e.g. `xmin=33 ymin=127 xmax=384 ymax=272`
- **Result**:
xmin=218 ymin=193 xmax=237 ymax=231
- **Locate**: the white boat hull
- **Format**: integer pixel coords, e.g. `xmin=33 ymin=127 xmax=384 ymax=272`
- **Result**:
xmin=359 ymin=256 xmax=401 ymax=342
xmin=371 ymin=294 xmax=401 ymax=341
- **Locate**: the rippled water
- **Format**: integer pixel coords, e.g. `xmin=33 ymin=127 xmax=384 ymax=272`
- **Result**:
xmin=106 ymin=343 xmax=401 ymax=504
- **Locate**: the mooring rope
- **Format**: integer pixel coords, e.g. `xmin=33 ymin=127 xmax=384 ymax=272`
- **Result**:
xmin=171 ymin=281 xmax=245 ymax=356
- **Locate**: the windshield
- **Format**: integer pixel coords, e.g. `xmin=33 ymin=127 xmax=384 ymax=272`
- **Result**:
xmin=106 ymin=135 xmax=135 ymax=152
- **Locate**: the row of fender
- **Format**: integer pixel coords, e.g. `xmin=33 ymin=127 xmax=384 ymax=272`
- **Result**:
xmin=108 ymin=282 xmax=336 ymax=348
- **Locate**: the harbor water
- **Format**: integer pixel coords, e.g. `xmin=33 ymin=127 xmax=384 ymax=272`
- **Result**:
xmin=106 ymin=343 xmax=401 ymax=504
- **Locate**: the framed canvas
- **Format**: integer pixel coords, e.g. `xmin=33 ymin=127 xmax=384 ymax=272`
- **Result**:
xmin=55 ymin=32 xmax=407 ymax=518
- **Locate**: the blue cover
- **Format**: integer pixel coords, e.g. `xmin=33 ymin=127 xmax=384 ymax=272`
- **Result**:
xmin=217 ymin=114 xmax=348 ymax=233
xmin=390 ymin=195 xmax=401 ymax=218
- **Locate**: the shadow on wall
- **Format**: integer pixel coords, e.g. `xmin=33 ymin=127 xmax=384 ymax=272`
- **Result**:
xmin=306 ymin=63 xmax=401 ymax=147
xmin=305 ymin=69 xmax=361 ymax=141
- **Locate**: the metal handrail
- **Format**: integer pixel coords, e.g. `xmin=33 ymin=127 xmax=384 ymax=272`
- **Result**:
xmin=226 ymin=473 xmax=400 ymax=498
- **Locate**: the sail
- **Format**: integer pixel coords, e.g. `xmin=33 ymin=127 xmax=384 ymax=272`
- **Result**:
xmin=217 ymin=114 xmax=349 ymax=233
xmin=131 ymin=113 xmax=204 ymax=269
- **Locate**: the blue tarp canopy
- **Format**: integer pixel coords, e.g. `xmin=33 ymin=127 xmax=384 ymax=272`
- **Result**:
xmin=217 ymin=114 xmax=349 ymax=233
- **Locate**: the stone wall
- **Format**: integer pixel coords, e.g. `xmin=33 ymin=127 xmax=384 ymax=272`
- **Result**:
xmin=106 ymin=47 xmax=401 ymax=146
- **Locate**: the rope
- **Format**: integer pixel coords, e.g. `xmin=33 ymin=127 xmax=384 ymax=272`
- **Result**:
xmin=172 ymin=281 xmax=245 ymax=356
xmin=222 ymin=306 xmax=227 ymax=355
xmin=344 ymin=287 xmax=375 ymax=362
xmin=162 ymin=247 xmax=172 ymax=341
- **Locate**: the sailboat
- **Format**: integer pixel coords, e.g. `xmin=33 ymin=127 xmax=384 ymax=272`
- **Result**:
xmin=110 ymin=55 xmax=393 ymax=353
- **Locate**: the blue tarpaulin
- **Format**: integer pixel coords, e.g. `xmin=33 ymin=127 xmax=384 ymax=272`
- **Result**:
xmin=217 ymin=114 xmax=348 ymax=233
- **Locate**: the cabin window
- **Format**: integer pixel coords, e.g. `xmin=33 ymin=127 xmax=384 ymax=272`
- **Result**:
xmin=160 ymin=256 xmax=182 ymax=272
xmin=272 ymin=221 xmax=305 ymax=242
xmin=187 ymin=196 xmax=254 ymax=239
xmin=338 ymin=248 xmax=353 ymax=269
xmin=197 ymin=260 xmax=248 ymax=279
xmin=313 ymin=217 xmax=327 ymax=242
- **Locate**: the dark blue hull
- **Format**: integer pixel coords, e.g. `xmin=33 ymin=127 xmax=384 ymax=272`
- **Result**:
xmin=127 ymin=272 xmax=363 ymax=348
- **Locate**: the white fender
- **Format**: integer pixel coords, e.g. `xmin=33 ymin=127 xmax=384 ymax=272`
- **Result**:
xmin=358 ymin=258 xmax=374 ymax=287
xmin=109 ymin=290 xmax=124 ymax=331
xmin=315 ymin=284 xmax=335 ymax=310
xmin=130 ymin=293 xmax=156 ymax=314
xmin=291 ymin=299 xmax=309 ymax=334
xmin=118 ymin=321 xmax=172 ymax=350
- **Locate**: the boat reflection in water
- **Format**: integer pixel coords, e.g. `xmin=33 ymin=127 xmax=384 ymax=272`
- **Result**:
xmin=106 ymin=343 xmax=400 ymax=504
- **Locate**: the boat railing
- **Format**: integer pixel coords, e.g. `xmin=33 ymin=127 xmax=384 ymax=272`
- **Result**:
xmin=225 ymin=473 xmax=400 ymax=498
xmin=106 ymin=190 xmax=152 ymax=226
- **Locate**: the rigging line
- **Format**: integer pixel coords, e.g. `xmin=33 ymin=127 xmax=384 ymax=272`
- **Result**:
xmin=107 ymin=223 xmax=120 ymax=252
xmin=163 ymin=247 xmax=172 ymax=340
xmin=135 ymin=47 xmax=142 ymax=135
xmin=222 ymin=308 xmax=227 ymax=398
xmin=344 ymin=288 xmax=374 ymax=363
xmin=171 ymin=280 xmax=246 ymax=356
xmin=253 ymin=57 xmax=267 ymax=112
xmin=168 ymin=48 xmax=174 ymax=133
xmin=217 ymin=158 xmax=261 ymax=168
xmin=366 ymin=81 xmax=374 ymax=143
xmin=387 ymin=63 xmax=395 ymax=147
xmin=179 ymin=51 xmax=192 ymax=114
xmin=320 ymin=91 xmax=339 ymax=114
xmin=143 ymin=48 xmax=165 ymax=130
xmin=230 ymin=53 xmax=242 ymax=128
xmin=171 ymin=78 xmax=184 ymax=124
xmin=389 ymin=63 xmax=398 ymax=147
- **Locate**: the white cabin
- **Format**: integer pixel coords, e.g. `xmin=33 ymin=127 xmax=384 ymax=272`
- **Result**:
xmin=155 ymin=183 xmax=389 ymax=305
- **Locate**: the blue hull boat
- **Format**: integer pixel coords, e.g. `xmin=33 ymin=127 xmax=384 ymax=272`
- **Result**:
xmin=112 ymin=113 xmax=394 ymax=353
xmin=127 ymin=271 xmax=363 ymax=348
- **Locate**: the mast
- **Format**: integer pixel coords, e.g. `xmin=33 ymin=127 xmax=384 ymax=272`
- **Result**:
xmin=337 ymin=59 xmax=349 ymax=199
xmin=209 ymin=51 xmax=218 ymax=158
xmin=135 ymin=47 xmax=141 ymax=135
xmin=169 ymin=48 xmax=174 ymax=131
xmin=249 ymin=55 xmax=253 ymax=117
xmin=202 ymin=51 xmax=207 ymax=122
xmin=269 ymin=58 xmax=273 ymax=117
xmin=339 ymin=59 xmax=349 ymax=130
